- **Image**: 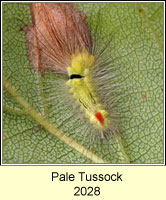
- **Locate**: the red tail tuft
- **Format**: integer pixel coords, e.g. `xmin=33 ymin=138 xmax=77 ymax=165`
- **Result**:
xmin=95 ymin=112 xmax=104 ymax=124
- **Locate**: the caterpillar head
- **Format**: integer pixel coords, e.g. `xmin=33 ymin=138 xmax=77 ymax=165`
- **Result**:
xmin=67 ymin=52 xmax=95 ymax=77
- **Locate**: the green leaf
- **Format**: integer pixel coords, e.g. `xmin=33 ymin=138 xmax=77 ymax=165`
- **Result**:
xmin=3 ymin=3 xmax=163 ymax=163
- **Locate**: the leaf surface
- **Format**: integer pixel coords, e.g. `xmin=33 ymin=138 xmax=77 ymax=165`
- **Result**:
xmin=3 ymin=3 xmax=163 ymax=163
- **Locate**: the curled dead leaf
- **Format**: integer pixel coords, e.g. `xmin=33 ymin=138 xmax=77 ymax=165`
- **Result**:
xmin=24 ymin=3 xmax=93 ymax=74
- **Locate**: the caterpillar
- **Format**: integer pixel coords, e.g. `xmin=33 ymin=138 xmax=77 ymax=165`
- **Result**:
xmin=66 ymin=52 xmax=110 ymax=134
xmin=23 ymin=3 xmax=117 ymax=139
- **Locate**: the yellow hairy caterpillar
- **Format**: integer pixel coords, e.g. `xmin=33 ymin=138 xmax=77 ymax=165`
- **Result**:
xmin=66 ymin=52 xmax=110 ymax=133
xmin=24 ymin=3 xmax=116 ymax=138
